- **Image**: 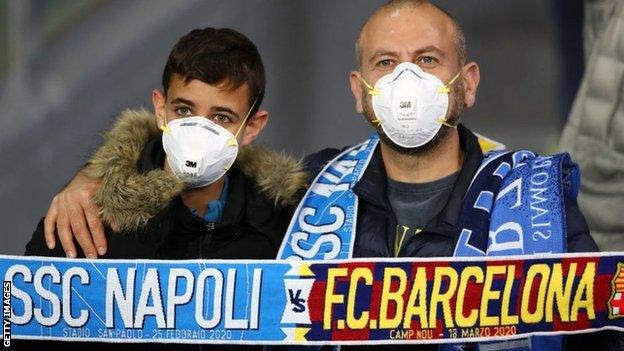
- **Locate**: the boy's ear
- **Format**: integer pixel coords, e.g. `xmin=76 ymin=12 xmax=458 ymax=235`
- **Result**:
xmin=240 ymin=110 xmax=269 ymax=146
xmin=152 ymin=89 xmax=167 ymax=127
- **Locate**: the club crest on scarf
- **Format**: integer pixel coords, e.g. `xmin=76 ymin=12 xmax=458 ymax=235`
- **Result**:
xmin=609 ymin=262 xmax=624 ymax=319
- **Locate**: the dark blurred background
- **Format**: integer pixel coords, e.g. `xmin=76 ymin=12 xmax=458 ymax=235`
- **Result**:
xmin=0 ymin=0 xmax=584 ymax=254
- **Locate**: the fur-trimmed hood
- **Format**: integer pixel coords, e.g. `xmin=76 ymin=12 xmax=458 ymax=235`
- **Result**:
xmin=85 ymin=109 xmax=308 ymax=233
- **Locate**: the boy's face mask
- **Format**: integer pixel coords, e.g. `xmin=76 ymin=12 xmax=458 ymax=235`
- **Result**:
xmin=160 ymin=99 xmax=257 ymax=188
xmin=360 ymin=62 xmax=461 ymax=149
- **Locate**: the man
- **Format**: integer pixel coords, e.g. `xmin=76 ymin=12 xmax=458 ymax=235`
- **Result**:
xmin=21 ymin=27 xmax=306 ymax=350
xmin=296 ymin=0 xmax=597 ymax=260
xmin=38 ymin=1 xmax=618 ymax=350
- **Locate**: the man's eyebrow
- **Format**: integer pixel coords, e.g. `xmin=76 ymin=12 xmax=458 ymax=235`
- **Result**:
xmin=369 ymin=49 xmax=398 ymax=63
xmin=170 ymin=97 xmax=196 ymax=107
xmin=412 ymin=45 xmax=446 ymax=59
xmin=213 ymin=106 xmax=240 ymax=120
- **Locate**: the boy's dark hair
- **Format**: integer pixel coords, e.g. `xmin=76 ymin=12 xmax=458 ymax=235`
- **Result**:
xmin=162 ymin=27 xmax=265 ymax=113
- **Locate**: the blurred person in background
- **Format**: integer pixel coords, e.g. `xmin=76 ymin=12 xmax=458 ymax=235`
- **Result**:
xmin=560 ymin=0 xmax=624 ymax=251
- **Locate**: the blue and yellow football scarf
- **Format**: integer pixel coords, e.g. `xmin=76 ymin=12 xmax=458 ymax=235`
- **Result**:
xmin=3 ymin=252 xmax=624 ymax=345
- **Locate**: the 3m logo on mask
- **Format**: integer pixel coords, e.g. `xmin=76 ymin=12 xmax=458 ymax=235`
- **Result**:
xmin=182 ymin=160 xmax=199 ymax=178
xmin=396 ymin=97 xmax=416 ymax=119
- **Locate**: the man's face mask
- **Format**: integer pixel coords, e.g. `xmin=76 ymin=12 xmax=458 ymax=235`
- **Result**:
xmin=160 ymin=99 xmax=257 ymax=188
xmin=360 ymin=62 xmax=461 ymax=149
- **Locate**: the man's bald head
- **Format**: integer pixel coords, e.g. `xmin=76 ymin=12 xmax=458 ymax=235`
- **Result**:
xmin=356 ymin=0 xmax=467 ymax=69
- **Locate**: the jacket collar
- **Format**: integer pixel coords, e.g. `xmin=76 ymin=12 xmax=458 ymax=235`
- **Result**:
xmin=139 ymin=136 xmax=247 ymax=229
xmin=352 ymin=124 xmax=484 ymax=236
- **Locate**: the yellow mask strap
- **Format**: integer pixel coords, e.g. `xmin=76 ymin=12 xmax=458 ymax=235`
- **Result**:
xmin=438 ymin=117 xmax=458 ymax=128
xmin=228 ymin=97 xmax=260 ymax=147
xmin=357 ymin=75 xmax=383 ymax=125
xmin=159 ymin=111 xmax=171 ymax=133
xmin=357 ymin=75 xmax=380 ymax=96
xmin=437 ymin=70 xmax=462 ymax=94
xmin=437 ymin=71 xmax=462 ymax=128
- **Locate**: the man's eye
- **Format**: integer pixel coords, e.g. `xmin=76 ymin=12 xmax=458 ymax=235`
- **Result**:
xmin=175 ymin=107 xmax=192 ymax=116
xmin=377 ymin=59 xmax=394 ymax=67
xmin=418 ymin=56 xmax=437 ymax=65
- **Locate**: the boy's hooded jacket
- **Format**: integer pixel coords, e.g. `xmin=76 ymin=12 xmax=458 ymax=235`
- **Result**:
xmin=25 ymin=109 xmax=308 ymax=261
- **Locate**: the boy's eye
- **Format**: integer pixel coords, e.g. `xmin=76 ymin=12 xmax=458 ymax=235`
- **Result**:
xmin=175 ymin=107 xmax=192 ymax=116
xmin=212 ymin=114 xmax=232 ymax=124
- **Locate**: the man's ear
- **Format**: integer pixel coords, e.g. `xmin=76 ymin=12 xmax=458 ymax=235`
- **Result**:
xmin=349 ymin=70 xmax=365 ymax=114
xmin=461 ymin=62 xmax=480 ymax=108
xmin=152 ymin=89 xmax=167 ymax=127
xmin=240 ymin=109 xmax=269 ymax=147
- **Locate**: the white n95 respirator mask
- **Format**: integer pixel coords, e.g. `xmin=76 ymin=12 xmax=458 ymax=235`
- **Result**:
xmin=161 ymin=116 xmax=238 ymax=187
xmin=160 ymin=99 xmax=258 ymax=188
xmin=360 ymin=62 xmax=461 ymax=148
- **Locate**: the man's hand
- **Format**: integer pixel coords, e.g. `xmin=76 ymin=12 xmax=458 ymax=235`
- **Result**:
xmin=44 ymin=170 xmax=107 ymax=259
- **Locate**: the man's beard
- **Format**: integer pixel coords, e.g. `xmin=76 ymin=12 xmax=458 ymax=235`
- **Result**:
xmin=362 ymin=77 xmax=465 ymax=156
